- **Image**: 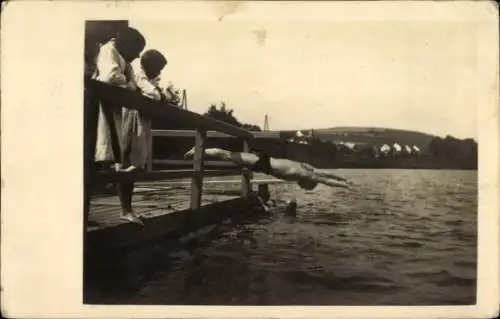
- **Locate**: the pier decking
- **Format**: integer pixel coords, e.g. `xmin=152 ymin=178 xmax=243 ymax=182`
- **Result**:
xmin=86 ymin=175 xmax=284 ymax=251
xmin=88 ymin=185 xmax=236 ymax=231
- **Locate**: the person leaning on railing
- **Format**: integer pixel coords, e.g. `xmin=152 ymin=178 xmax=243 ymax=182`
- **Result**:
xmin=104 ymin=49 xmax=167 ymax=224
xmin=92 ymin=27 xmax=146 ymax=224
xmin=125 ymin=49 xmax=168 ymax=173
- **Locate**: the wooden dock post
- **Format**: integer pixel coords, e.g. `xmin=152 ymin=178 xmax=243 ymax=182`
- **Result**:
xmin=241 ymin=139 xmax=251 ymax=197
xmin=190 ymin=129 xmax=206 ymax=210
xmin=258 ymin=184 xmax=270 ymax=202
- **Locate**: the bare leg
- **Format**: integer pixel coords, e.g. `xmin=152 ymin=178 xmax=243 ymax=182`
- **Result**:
xmin=120 ymin=109 xmax=138 ymax=172
xmin=118 ymin=182 xmax=143 ymax=224
xmin=185 ymin=147 xmax=260 ymax=167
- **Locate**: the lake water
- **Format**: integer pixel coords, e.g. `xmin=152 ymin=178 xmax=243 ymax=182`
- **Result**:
xmin=87 ymin=169 xmax=477 ymax=305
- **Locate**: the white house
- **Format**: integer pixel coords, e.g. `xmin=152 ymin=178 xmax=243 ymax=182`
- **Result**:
xmin=344 ymin=142 xmax=357 ymax=150
xmin=380 ymin=144 xmax=391 ymax=154
xmin=404 ymin=145 xmax=413 ymax=154
xmin=393 ymin=143 xmax=402 ymax=153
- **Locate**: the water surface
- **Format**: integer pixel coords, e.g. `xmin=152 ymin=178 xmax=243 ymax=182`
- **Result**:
xmin=86 ymin=169 xmax=477 ymax=305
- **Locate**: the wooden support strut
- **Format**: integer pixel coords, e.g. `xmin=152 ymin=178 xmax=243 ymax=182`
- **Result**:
xmin=190 ymin=129 xmax=206 ymax=210
xmin=91 ymin=169 xmax=243 ymax=183
xmin=241 ymin=139 xmax=251 ymax=197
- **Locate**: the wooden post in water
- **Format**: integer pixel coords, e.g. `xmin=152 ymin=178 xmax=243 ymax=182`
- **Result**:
xmin=258 ymin=184 xmax=270 ymax=202
xmin=241 ymin=139 xmax=251 ymax=197
xmin=190 ymin=129 xmax=206 ymax=210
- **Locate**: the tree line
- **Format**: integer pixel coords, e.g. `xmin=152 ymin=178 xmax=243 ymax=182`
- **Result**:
xmin=204 ymin=102 xmax=262 ymax=132
xmin=427 ymin=135 xmax=478 ymax=170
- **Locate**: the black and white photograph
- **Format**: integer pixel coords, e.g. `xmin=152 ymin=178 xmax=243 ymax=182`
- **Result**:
xmin=2 ymin=1 xmax=499 ymax=318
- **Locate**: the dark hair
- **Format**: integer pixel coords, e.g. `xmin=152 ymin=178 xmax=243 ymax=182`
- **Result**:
xmin=140 ymin=49 xmax=167 ymax=79
xmin=115 ymin=27 xmax=146 ymax=62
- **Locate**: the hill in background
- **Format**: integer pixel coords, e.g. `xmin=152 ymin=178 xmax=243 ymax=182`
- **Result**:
xmin=279 ymin=126 xmax=439 ymax=153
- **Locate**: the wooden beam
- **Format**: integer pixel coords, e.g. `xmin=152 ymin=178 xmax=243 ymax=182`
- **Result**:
xmin=141 ymin=179 xmax=285 ymax=186
xmin=153 ymin=159 xmax=237 ymax=168
xmin=92 ymin=169 xmax=242 ymax=183
xmin=151 ymin=129 xmax=281 ymax=139
xmin=85 ymin=197 xmax=249 ymax=251
xmin=241 ymin=139 xmax=251 ymax=197
xmin=86 ymin=79 xmax=253 ymax=139
xmin=190 ymin=129 xmax=206 ymax=210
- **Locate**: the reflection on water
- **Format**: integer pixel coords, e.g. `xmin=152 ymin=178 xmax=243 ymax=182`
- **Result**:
xmin=85 ymin=169 xmax=477 ymax=305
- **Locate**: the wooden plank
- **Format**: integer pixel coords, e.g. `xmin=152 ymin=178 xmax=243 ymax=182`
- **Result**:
xmin=241 ymin=139 xmax=251 ymax=197
xmin=86 ymin=79 xmax=253 ymax=139
xmin=132 ymin=178 xmax=285 ymax=187
xmin=153 ymin=159 xmax=237 ymax=168
xmin=86 ymin=197 xmax=248 ymax=251
xmin=190 ymin=129 xmax=206 ymax=210
xmin=92 ymin=169 xmax=242 ymax=183
xmin=151 ymin=129 xmax=281 ymax=139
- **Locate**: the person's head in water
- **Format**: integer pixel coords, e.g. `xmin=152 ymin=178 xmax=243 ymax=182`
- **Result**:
xmin=285 ymin=199 xmax=297 ymax=216
xmin=140 ymin=49 xmax=168 ymax=79
xmin=298 ymin=179 xmax=318 ymax=190
xmin=115 ymin=27 xmax=146 ymax=63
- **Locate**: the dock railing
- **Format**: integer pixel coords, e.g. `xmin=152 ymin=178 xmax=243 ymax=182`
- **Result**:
xmin=83 ymin=78 xmax=257 ymax=228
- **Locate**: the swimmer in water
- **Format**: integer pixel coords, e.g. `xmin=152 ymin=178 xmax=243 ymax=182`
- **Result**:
xmin=184 ymin=147 xmax=352 ymax=190
xmin=284 ymin=199 xmax=297 ymax=217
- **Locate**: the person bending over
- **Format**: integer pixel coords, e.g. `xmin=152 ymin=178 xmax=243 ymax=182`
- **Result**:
xmin=92 ymin=27 xmax=146 ymax=224
xmin=184 ymin=148 xmax=352 ymax=190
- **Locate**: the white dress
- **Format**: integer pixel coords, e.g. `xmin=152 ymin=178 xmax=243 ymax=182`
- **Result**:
xmin=121 ymin=65 xmax=163 ymax=168
xmin=92 ymin=39 xmax=137 ymax=164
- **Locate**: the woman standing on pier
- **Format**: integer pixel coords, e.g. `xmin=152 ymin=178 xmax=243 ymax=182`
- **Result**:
xmin=122 ymin=49 xmax=168 ymax=172
xmin=92 ymin=27 xmax=146 ymax=224
xmin=114 ymin=49 xmax=169 ymax=224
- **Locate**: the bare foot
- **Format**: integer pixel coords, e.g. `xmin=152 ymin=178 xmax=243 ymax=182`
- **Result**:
xmin=183 ymin=147 xmax=195 ymax=159
xmin=122 ymin=165 xmax=138 ymax=172
xmin=115 ymin=165 xmax=144 ymax=173
xmin=120 ymin=213 xmax=144 ymax=225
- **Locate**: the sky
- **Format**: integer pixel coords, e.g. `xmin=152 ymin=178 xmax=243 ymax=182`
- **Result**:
xmin=128 ymin=2 xmax=486 ymax=139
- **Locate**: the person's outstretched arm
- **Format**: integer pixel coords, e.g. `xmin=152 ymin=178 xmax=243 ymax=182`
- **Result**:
xmin=316 ymin=176 xmax=353 ymax=189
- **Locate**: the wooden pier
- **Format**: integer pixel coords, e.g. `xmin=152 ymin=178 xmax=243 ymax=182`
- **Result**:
xmin=84 ymin=79 xmax=283 ymax=252
xmin=86 ymin=176 xmax=282 ymax=251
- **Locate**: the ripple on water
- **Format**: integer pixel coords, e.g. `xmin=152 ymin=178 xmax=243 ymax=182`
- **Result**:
xmin=88 ymin=169 xmax=477 ymax=306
